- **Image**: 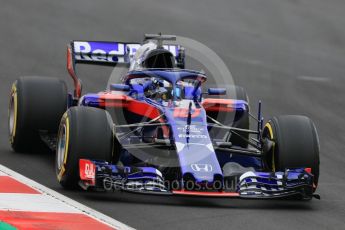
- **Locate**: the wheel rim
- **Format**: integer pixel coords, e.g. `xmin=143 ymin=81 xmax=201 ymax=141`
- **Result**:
xmin=57 ymin=123 xmax=67 ymax=170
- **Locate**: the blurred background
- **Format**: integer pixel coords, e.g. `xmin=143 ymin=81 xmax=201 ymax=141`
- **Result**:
xmin=1 ymin=0 xmax=345 ymax=229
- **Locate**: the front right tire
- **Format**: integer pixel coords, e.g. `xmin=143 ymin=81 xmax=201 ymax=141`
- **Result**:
xmin=262 ymin=115 xmax=320 ymax=187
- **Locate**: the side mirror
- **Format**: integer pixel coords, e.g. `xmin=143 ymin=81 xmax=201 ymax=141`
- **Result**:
xmin=110 ymin=84 xmax=130 ymax=92
xmin=208 ymin=88 xmax=226 ymax=95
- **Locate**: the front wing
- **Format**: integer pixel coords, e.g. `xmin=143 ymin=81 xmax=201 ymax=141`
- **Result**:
xmin=79 ymin=159 xmax=317 ymax=200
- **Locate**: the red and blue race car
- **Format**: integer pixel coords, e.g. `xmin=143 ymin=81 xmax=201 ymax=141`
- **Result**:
xmin=8 ymin=34 xmax=320 ymax=199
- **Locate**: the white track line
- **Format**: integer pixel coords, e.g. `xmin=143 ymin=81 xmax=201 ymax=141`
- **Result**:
xmin=0 ymin=164 xmax=135 ymax=230
xmin=0 ymin=193 xmax=80 ymax=213
xmin=297 ymin=75 xmax=329 ymax=82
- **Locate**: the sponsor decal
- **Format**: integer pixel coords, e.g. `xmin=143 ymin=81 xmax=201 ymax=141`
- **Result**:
xmin=173 ymin=108 xmax=201 ymax=118
xmin=191 ymin=164 xmax=213 ymax=172
xmin=73 ymin=41 xmax=126 ymax=62
xmin=84 ymin=163 xmax=95 ymax=179
xmin=73 ymin=41 xmax=179 ymax=63
xmin=178 ymin=134 xmax=207 ymax=139
xmin=177 ymin=125 xmax=204 ymax=133
xmin=79 ymin=159 xmax=96 ymax=185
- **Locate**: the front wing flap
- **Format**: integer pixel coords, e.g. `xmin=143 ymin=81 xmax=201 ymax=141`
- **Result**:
xmin=238 ymin=169 xmax=315 ymax=199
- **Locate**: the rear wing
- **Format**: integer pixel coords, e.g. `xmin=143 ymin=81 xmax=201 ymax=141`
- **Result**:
xmin=70 ymin=41 xmax=137 ymax=66
xmin=67 ymin=40 xmax=183 ymax=98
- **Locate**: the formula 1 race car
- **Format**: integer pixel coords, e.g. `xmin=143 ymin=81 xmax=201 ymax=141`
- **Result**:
xmin=8 ymin=34 xmax=320 ymax=200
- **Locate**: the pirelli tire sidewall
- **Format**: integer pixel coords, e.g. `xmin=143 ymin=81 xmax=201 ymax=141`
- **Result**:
xmin=263 ymin=115 xmax=320 ymax=187
xmin=9 ymin=77 xmax=67 ymax=152
xmin=56 ymin=106 xmax=114 ymax=189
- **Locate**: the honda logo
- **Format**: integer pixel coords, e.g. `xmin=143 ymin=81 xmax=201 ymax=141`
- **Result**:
xmin=191 ymin=164 xmax=213 ymax=172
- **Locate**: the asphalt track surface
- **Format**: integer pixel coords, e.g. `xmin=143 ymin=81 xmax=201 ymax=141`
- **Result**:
xmin=1 ymin=0 xmax=345 ymax=229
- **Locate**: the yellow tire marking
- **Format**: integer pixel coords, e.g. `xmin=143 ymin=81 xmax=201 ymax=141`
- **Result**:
xmin=264 ymin=123 xmax=274 ymax=139
xmin=63 ymin=117 xmax=70 ymax=165
xmin=9 ymin=84 xmax=18 ymax=144
xmin=57 ymin=114 xmax=69 ymax=182
xmin=264 ymin=122 xmax=276 ymax=172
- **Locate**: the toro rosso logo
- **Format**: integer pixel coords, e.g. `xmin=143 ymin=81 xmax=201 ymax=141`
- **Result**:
xmin=191 ymin=164 xmax=213 ymax=172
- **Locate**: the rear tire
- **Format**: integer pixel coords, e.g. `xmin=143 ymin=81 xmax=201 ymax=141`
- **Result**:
xmin=262 ymin=115 xmax=320 ymax=186
xmin=56 ymin=107 xmax=118 ymax=189
xmin=9 ymin=77 xmax=67 ymax=152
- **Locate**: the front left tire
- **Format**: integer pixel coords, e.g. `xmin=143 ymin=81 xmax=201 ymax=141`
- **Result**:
xmin=56 ymin=106 xmax=119 ymax=189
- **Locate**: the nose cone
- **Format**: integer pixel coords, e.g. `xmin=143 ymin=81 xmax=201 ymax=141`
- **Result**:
xmin=175 ymin=140 xmax=223 ymax=186
xmin=165 ymin=106 xmax=223 ymax=188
